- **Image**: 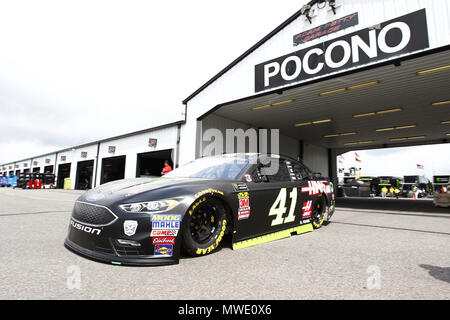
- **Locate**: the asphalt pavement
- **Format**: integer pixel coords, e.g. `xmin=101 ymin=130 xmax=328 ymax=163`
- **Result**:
xmin=0 ymin=188 xmax=449 ymax=300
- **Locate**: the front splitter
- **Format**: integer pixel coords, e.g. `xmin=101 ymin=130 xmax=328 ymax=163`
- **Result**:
xmin=64 ymin=238 xmax=179 ymax=267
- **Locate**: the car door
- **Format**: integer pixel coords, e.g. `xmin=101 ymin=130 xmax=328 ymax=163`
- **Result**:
xmin=232 ymin=157 xmax=310 ymax=243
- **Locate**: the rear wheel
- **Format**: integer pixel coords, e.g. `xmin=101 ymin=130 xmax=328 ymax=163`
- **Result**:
xmin=311 ymin=197 xmax=326 ymax=229
xmin=182 ymin=197 xmax=228 ymax=256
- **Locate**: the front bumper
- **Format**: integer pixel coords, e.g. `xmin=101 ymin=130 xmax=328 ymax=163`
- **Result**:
xmin=64 ymin=201 xmax=183 ymax=266
xmin=64 ymin=238 xmax=178 ymax=266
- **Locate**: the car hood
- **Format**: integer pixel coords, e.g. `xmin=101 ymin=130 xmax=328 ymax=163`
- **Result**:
xmin=78 ymin=177 xmax=214 ymax=204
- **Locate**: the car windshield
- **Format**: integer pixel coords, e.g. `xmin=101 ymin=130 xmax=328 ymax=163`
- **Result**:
xmin=165 ymin=155 xmax=249 ymax=180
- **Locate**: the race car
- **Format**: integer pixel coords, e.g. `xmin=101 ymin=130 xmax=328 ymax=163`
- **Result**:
xmin=65 ymin=153 xmax=335 ymax=266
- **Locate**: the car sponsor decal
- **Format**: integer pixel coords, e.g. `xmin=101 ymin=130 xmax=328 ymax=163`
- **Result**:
xmin=300 ymin=218 xmax=311 ymax=225
xmin=123 ymin=220 xmax=138 ymax=236
xmin=152 ymin=220 xmax=180 ymax=230
xmin=154 ymin=244 xmax=173 ymax=257
xmin=233 ymin=183 xmax=248 ymax=192
xmin=70 ymin=219 xmax=101 ymax=235
xmin=151 ymin=214 xmax=181 ymax=222
xmin=151 ymin=214 xmax=181 ymax=231
xmin=195 ymin=188 xmax=224 ymax=198
xmin=152 ymin=237 xmax=176 ymax=245
xmin=150 ymin=229 xmax=178 ymax=237
xmin=301 ymin=181 xmax=331 ymax=196
xmin=302 ymin=201 xmax=312 ymax=218
xmin=238 ymin=192 xmax=251 ymax=220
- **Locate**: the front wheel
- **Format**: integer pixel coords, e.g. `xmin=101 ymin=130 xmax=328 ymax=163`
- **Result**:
xmin=311 ymin=197 xmax=326 ymax=229
xmin=182 ymin=197 xmax=228 ymax=256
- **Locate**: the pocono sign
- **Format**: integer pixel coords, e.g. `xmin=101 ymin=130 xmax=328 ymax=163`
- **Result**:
xmin=255 ymin=9 xmax=429 ymax=92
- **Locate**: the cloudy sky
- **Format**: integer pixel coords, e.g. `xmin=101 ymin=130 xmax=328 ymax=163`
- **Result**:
xmin=0 ymin=0 xmax=449 ymax=177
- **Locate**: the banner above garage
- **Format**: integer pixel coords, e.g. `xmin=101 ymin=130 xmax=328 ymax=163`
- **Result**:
xmin=255 ymin=9 xmax=429 ymax=93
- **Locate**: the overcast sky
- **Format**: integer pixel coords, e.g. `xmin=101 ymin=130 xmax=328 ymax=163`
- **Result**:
xmin=0 ymin=0 xmax=449 ymax=176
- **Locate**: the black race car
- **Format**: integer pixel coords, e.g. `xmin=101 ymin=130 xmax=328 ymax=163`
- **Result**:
xmin=65 ymin=154 xmax=335 ymax=266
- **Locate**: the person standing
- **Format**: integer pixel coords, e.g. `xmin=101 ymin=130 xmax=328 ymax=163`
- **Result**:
xmin=161 ymin=160 xmax=172 ymax=176
xmin=381 ymin=186 xmax=388 ymax=198
xmin=394 ymin=188 xmax=400 ymax=199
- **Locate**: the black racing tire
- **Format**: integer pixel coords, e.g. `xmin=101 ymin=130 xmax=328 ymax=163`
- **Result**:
xmin=182 ymin=197 xmax=228 ymax=257
xmin=311 ymin=196 xmax=326 ymax=229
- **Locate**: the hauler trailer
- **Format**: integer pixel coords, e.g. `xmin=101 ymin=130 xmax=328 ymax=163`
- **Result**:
xmin=433 ymin=175 xmax=450 ymax=193
xmin=358 ymin=176 xmax=380 ymax=196
xmin=376 ymin=176 xmax=403 ymax=196
xmin=401 ymin=175 xmax=430 ymax=198
xmin=337 ymin=176 xmax=371 ymax=197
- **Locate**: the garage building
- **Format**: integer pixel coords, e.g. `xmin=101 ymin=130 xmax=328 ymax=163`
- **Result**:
xmin=178 ymin=0 xmax=450 ymax=186
xmin=2 ymin=0 xmax=450 ymax=188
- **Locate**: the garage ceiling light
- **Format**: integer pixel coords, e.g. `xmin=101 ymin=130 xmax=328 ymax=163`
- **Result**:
xmin=344 ymin=140 xmax=375 ymax=146
xmin=432 ymin=100 xmax=450 ymax=106
xmin=377 ymin=124 xmax=417 ymax=132
xmin=295 ymin=119 xmax=332 ymax=127
xmin=376 ymin=108 xmax=403 ymax=114
xmin=353 ymin=112 xmax=376 ymax=118
xmin=376 ymin=127 xmax=395 ymax=132
xmin=417 ymin=65 xmax=450 ymax=76
xmin=312 ymin=119 xmax=332 ymax=124
xmin=319 ymin=81 xmax=380 ymax=96
xmin=395 ymin=124 xmax=417 ymax=130
xmin=390 ymin=135 xmax=426 ymax=142
xmin=353 ymin=107 xmax=403 ymax=118
xmin=295 ymin=122 xmax=312 ymax=127
xmin=319 ymin=88 xmax=347 ymax=96
xmin=252 ymin=99 xmax=295 ymax=111
xmin=390 ymin=137 xmax=407 ymax=142
xmin=324 ymin=132 xmax=358 ymax=138
xmin=347 ymin=81 xmax=380 ymax=90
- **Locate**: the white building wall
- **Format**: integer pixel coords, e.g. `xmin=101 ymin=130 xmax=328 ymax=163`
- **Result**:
xmin=95 ymin=126 xmax=179 ymax=187
xmin=180 ymin=0 xmax=450 ymax=165
xmin=30 ymin=154 xmax=57 ymax=173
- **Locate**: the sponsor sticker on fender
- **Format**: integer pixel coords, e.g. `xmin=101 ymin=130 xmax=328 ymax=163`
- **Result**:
xmin=238 ymin=192 xmax=251 ymax=220
xmin=152 ymin=237 xmax=176 ymax=245
xmin=150 ymin=229 xmax=178 ymax=237
xmin=151 ymin=214 xmax=181 ymax=222
xmin=154 ymin=244 xmax=173 ymax=257
xmin=302 ymin=201 xmax=313 ymax=218
xmin=151 ymin=214 xmax=181 ymax=230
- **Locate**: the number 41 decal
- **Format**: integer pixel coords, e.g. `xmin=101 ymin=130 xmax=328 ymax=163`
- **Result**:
xmin=269 ymin=188 xmax=298 ymax=226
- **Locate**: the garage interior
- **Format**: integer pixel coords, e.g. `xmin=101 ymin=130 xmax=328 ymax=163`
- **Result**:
xmin=136 ymin=149 xmax=173 ymax=177
xmin=101 ymin=156 xmax=126 ymax=184
xmin=75 ymin=160 xmax=94 ymax=190
xmin=200 ymin=49 xmax=450 ymax=185
xmin=57 ymin=163 xmax=71 ymax=188
xmin=32 ymin=167 xmax=40 ymax=173
xmin=44 ymin=165 xmax=54 ymax=174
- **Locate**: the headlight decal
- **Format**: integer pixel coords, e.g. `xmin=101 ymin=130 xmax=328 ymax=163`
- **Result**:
xmin=120 ymin=199 xmax=179 ymax=213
